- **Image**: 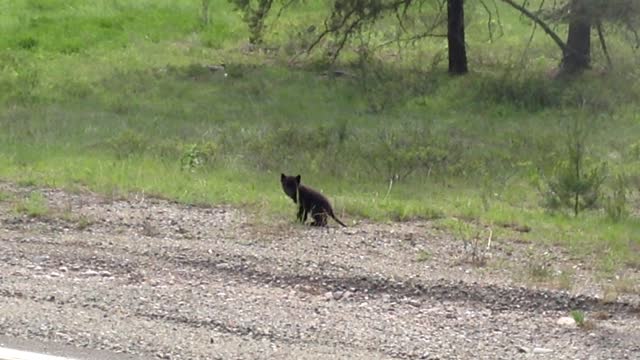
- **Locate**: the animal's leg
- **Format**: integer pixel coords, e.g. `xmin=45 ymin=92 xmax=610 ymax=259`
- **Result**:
xmin=320 ymin=213 xmax=328 ymax=226
xmin=312 ymin=212 xmax=327 ymax=227
xmin=297 ymin=204 xmax=304 ymax=222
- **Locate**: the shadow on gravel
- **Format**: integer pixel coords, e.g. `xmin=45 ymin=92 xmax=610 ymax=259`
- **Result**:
xmin=174 ymin=255 xmax=640 ymax=315
xmin=134 ymin=311 xmax=413 ymax=359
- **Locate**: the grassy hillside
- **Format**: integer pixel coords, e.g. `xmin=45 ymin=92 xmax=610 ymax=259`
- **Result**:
xmin=1 ymin=0 xmax=639 ymax=275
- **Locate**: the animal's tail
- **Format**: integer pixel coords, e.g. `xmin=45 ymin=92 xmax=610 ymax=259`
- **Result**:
xmin=330 ymin=211 xmax=347 ymax=227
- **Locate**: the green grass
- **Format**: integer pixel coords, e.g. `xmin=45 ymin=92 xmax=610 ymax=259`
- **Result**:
xmin=570 ymin=310 xmax=586 ymax=327
xmin=1 ymin=0 xmax=639 ymax=273
xmin=0 ymin=190 xmax=11 ymax=202
xmin=416 ymin=250 xmax=432 ymax=263
xmin=14 ymin=191 xmax=49 ymax=218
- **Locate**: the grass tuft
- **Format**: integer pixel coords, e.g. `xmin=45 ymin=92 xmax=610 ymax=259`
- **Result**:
xmin=14 ymin=192 xmax=49 ymax=218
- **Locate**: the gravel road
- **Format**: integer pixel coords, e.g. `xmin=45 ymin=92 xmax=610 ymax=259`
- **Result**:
xmin=0 ymin=183 xmax=639 ymax=359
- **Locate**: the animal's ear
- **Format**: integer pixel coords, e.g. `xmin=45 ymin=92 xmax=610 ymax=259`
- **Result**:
xmin=295 ymin=175 xmax=301 ymax=184
xmin=280 ymin=173 xmax=285 ymax=181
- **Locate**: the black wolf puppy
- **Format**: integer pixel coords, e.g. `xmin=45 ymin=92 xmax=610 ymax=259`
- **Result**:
xmin=280 ymin=174 xmax=347 ymax=227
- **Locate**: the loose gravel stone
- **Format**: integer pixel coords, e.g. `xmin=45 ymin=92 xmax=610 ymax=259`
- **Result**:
xmin=556 ymin=316 xmax=577 ymax=327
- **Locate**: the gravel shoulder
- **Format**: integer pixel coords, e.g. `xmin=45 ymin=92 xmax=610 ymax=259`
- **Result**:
xmin=0 ymin=183 xmax=639 ymax=359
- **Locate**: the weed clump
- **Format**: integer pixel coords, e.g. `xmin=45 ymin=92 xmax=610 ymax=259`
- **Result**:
xmin=604 ymin=174 xmax=631 ymax=222
xmin=454 ymin=219 xmax=491 ymax=267
xmin=181 ymin=142 xmax=219 ymax=172
xmin=14 ymin=192 xmax=49 ymax=218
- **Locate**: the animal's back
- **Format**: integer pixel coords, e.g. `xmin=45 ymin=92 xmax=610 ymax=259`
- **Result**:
xmin=299 ymin=185 xmax=332 ymax=211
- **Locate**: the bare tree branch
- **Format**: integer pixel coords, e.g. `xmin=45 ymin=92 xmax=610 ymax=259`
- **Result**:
xmin=479 ymin=0 xmax=495 ymax=42
xmin=373 ymin=32 xmax=447 ymax=51
xmin=330 ymin=16 xmax=366 ymax=63
xmin=302 ymin=0 xmax=423 ymax=61
xmin=500 ymin=0 xmax=567 ymax=53
xmin=491 ymin=0 xmax=504 ymax=37
xmin=275 ymin=0 xmax=298 ymax=19
xmin=521 ymin=0 xmax=546 ymax=59
xmin=596 ymin=21 xmax=613 ymax=69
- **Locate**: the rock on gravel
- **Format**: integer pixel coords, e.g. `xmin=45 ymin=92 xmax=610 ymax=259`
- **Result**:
xmin=556 ymin=316 xmax=577 ymax=327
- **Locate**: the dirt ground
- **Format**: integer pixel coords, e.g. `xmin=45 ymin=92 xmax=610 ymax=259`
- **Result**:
xmin=0 ymin=182 xmax=639 ymax=359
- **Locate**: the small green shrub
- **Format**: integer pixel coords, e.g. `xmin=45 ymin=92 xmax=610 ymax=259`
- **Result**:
xmin=542 ymin=159 xmax=607 ymax=216
xmin=570 ymin=309 xmax=595 ymax=329
xmin=14 ymin=192 xmax=49 ymax=218
xmin=228 ymin=0 xmax=273 ymax=44
xmin=604 ymin=174 xmax=630 ymax=222
xmin=181 ymin=142 xmax=219 ymax=172
xmin=17 ymin=37 xmax=38 ymax=50
xmin=454 ymin=220 xmax=489 ymax=267
xmin=540 ymin=119 xmax=607 ymax=216
xmin=570 ymin=309 xmax=585 ymax=327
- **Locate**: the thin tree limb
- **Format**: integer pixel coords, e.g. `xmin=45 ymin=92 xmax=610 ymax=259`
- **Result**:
xmin=492 ymin=0 xmax=504 ymax=37
xmin=500 ymin=0 xmax=567 ymax=53
xmin=479 ymin=0 xmax=495 ymax=42
xmin=275 ymin=0 xmax=298 ymax=18
xmin=596 ymin=21 xmax=613 ymax=69
xmin=330 ymin=17 xmax=366 ymax=63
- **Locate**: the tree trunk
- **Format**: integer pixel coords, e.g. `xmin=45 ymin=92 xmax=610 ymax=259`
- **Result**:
xmin=447 ymin=0 xmax=468 ymax=75
xmin=560 ymin=0 xmax=591 ymax=74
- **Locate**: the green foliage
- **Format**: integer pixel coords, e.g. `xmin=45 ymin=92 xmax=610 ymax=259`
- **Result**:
xmin=416 ymin=249 xmax=431 ymax=262
xmin=540 ymin=119 xmax=607 ymax=216
xmin=14 ymin=192 xmax=49 ymax=218
xmin=17 ymin=37 xmax=38 ymax=50
xmin=229 ymin=0 xmax=275 ymax=44
xmin=453 ymin=219 xmax=489 ymax=266
xmin=604 ymin=174 xmax=630 ymax=222
xmin=542 ymin=160 xmax=607 ymax=216
xmin=570 ymin=309 xmax=586 ymax=327
xmin=181 ymin=142 xmax=219 ymax=172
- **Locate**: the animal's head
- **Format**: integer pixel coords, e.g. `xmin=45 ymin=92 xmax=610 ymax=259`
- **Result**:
xmin=280 ymin=173 xmax=301 ymax=203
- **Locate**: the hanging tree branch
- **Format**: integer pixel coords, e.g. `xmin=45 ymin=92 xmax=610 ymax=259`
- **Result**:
xmin=596 ymin=21 xmax=613 ymax=69
xmin=301 ymin=0 xmax=440 ymax=62
xmin=520 ymin=0 xmax=548 ymax=65
xmin=479 ymin=0 xmax=504 ymax=42
xmin=499 ymin=0 xmax=567 ymax=53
